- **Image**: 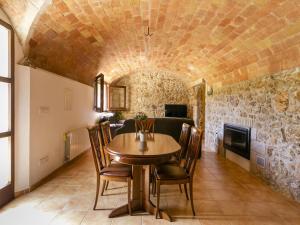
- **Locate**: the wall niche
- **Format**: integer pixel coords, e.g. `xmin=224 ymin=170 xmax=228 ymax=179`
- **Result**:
xmin=112 ymin=69 xmax=190 ymax=119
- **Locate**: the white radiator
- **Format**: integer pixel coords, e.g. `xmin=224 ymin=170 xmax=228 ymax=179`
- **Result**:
xmin=65 ymin=127 xmax=90 ymax=161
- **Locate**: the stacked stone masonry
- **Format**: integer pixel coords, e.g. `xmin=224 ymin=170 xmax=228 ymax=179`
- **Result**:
xmin=205 ymin=67 xmax=300 ymax=202
xmin=113 ymin=69 xmax=190 ymax=119
xmin=188 ymin=82 xmax=206 ymax=129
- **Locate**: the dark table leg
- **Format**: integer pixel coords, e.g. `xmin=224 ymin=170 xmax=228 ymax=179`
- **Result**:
xmin=109 ymin=165 xmax=172 ymax=221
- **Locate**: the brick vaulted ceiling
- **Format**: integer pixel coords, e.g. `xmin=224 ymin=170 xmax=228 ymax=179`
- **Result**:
xmin=1 ymin=0 xmax=300 ymax=86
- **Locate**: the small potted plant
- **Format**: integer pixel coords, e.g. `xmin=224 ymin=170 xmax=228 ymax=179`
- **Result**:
xmin=134 ymin=112 xmax=148 ymax=121
xmin=114 ymin=111 xmax=124 ymax=122
xmin=134 ymin=112 xmax=148 ymax=142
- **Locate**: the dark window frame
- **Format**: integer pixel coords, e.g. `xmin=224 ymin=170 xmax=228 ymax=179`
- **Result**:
xmin=0 ymin=18 xmax=15 ymax=207
xmin=94 ymin=73 xmax=104 ymax=112
xmin=109 ymin=85 xmax=127 ymax=111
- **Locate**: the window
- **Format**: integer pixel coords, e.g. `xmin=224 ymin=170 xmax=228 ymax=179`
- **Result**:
xmin=103 ymin=82 xmax=109 ymax=111
xmin=0 ymin=24 xmax=9 ymax=78
xmin=94 ymin=74 xmax=110 ymax=112
xmin=0 ymin=19 xmax=14 ymax=207
xmin=94 ymin=74 xmax=104 ymax=112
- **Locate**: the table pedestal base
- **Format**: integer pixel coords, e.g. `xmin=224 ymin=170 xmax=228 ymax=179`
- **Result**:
xmin=108 ymin=165 xmax=172 ymax=222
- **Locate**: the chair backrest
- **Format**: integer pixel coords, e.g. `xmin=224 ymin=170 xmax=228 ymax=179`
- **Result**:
xmin=184 ymin=127 xmax=203 ymax=177
xmin=101 ymin=121 xmax=112 ymax=146
xmin=135 ymin=118 xmax=155 ymax=134
xmin=87 ymin=126 xmax=105 ymax=173
xmin=178 ymin=123 xmax=191 ymax=161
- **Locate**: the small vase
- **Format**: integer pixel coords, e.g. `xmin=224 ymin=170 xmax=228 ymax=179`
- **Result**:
xmin=139 ymin=131 xmax=146 ymax=142
xmin=138 ymin=141 xmax=147 ymax=151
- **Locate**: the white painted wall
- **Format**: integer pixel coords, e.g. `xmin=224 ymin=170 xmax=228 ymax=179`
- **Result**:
xmin=29 ymin=68 xmax=97 ymax=185
xmin=14 ymin=65 xmax=30 ymax=192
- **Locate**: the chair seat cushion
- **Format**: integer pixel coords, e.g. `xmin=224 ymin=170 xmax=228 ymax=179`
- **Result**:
xmin=110 ymin=162 xmax=131 ymax=168
xmin=155 ymin=165 xmax=189 ymax=180
xmin=100 ymin=164 xmax=131 ymax=177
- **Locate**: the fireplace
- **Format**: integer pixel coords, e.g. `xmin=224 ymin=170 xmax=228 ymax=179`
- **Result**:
xmin=223 ymin=124 xmax=251 ymax=160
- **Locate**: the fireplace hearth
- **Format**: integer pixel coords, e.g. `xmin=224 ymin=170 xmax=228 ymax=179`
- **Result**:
xmin=223 ymin=124 xmax=251 ymax=160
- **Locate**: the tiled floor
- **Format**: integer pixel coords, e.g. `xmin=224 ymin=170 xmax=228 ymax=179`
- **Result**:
xmin=1 ymin=151 xmax=300 ymax=225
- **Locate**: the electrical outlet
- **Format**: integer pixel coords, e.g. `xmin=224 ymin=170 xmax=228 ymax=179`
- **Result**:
xmin=39 ymin=156 xmax=49 ymax=166
xmin=39 ymin=106 xmax=50 ymax=114
xmin=256 ymin=155 xmax=265 ymax=168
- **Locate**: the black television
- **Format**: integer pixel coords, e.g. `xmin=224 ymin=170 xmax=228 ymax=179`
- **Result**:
xmin=165 ymin=104 xmax=187 ymax=118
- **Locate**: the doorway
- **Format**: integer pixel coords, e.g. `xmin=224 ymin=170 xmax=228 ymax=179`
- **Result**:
xmin=0 ymin=19 xmax=14 ymax=207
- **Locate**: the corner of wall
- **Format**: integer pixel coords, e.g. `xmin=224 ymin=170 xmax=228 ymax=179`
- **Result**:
xmin=14 ymin=65 xmax=31 ymax=192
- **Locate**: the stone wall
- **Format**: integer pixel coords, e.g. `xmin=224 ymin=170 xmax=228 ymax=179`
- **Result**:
xmin=113 ymin=70 xmax=190 ymax=119
xmin=205 ymin=67 xmax=300 ymax=202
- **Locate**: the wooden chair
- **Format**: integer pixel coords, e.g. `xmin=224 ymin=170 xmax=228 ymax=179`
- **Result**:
xmin=153 ymin=127 xmax=203 ymax=217
xmin=170 ymin=123 xmax=191 ymax=165
xmin=87 ymin=125 xmax=132 ymax=214
xmin=100 ymin=121 xmax=113 ymax=190
xmin=135 ymin=118 xmax=155 ymax=137
xmin=100 ymin=121 xmax=112 ymax=146
xmin=100 ymin=121 xmax=130 ymax=191
xmin=152 ymin=123 xmax=191 ymax=195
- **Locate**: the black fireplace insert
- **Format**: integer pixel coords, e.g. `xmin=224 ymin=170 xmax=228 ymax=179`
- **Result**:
xmin=223 ymin=124 xmax=251 ymax=160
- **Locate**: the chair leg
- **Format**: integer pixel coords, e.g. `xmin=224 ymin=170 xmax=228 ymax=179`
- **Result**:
xmin=152 ymin=179 xmax=156 ymax=196
xmin=179 ymin=184 xmax=183 ymax=193
xmin=150 ymin=166 xmax=154 ymax=195
xmin=156 ymin=180 xmax=161 ymax=219
xmin=184 ymin=183 xmax=189 ymax=200
xmin=93 ymin=175 xmax=100 ymax=210
xmin=101 ymin=180 xmax=106 ymax=196
xmin=189 ymin=181 xmax=195 ymax=216
xmin=105 ymin=181 xmax=109 ymax=190
xmin=127 ymin=178 xmax=132 ymax=215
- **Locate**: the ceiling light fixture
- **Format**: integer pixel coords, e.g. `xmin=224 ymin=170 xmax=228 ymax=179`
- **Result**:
xmin=144 ymin=26 xmax=153 ymax=37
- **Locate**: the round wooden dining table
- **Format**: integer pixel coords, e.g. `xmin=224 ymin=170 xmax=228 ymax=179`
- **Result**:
xmin=105 ymin=132 xmax=181 ymax=221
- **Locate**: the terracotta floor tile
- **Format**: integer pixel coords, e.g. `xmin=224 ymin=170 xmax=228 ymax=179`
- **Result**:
xmin=49 ymin=210 xmax=87 ymax=225
xmin=207 ymin=189 xmax=242 ymax=201
xmin=268 ymin=202 xmax=300 ymax=218
xmin=217 ymin=201 xmax=251 ymax=216
xmin=246 ymin=216 xmax=287 ymax=225
xmin=198 ymin=218 xmax=245 ymax=225
xmin=194 ymin=200 xmax=223 ymax=216
xmin=142 ymin=215 xmax=174 ymax=225
xmin=192 ymin=190 xmax=214 ymax=200
xmin=111 ymin=215 xmax=142 ymax=225
xmin=0 ymin=205 xmax=59 ymax=225
xmin=81 ymin=210 xmax=112 ymax=225
xmin=171 ymin=218 xmax=202 ymax=225
xmin=198 ymin=216 xmax=287 ymax=225
xmin=37 ymin=196 xmax=71 ymax=212
xmin=281 ymin=217 xmax=300 ymax=225
xmin=0 ymin=151 xmax=299 ymax=225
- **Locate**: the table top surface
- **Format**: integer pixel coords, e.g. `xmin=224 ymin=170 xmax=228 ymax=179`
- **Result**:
xmin=106 ymin=133 xmax=181 ymax=158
